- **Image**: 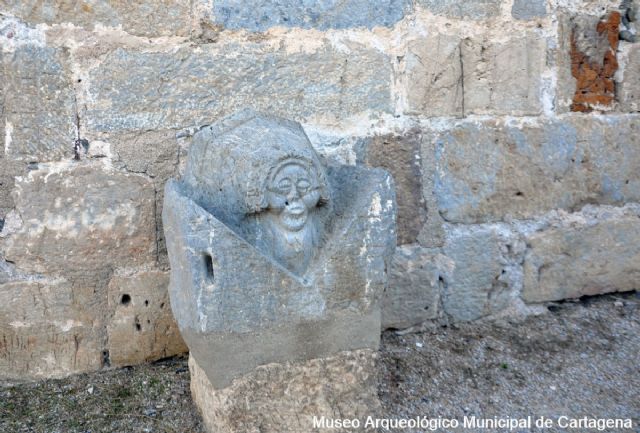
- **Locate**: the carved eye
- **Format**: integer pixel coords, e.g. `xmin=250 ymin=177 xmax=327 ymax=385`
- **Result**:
xmin=277 ymin=178 xmax=292 ymax=194
xmin=297 ymin=179 xmax=311 ymax=194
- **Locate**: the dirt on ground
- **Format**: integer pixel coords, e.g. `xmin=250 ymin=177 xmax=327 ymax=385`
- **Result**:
xmin=1 ymin=292 xmax=638 ymax=433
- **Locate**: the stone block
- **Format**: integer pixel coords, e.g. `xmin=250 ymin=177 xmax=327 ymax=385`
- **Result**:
xmin=108 ymin=129 xmax=181 ymax=266
xmin=429 ymin=115 xmax=640 ymax=223
xmin=107 ymin=270 xmax=187 ymax=366
xmin=442 ymin=224 xmax=524 ymax=322
xmin=2 ymin=45 xmax=76 ymax=162
xmin=164 ymin=111 xmax=396 ymax=388
xmin=209 ymin=0 xmax=412 ymax=31
xmin=523 ymin=206 xmax=640 ymax=303
xmin=2 ymin=161 xmax=156 ymax=278
xmin=84 ymin=42 xmax=391 ymax=133
xmin=382 ymin=244 xmax=453 ymax=329
xmin=190 ymin=350 xmax=380 ymax=433
xmin=462 ymin=32 xmax=546 ymax=115
xmin=0 ymin=0 xmax=192 ymax=37
xmin=363 ymin=131 xmax=427 ymax=244
xmin=405 ymin=30 xmax=545 ymax=116
xmin=405 ymin=34 xmax=463 ymax=117
xmin=618 ymin=43 xmax=640 ymax=112
xmin=0 ymin=279 xmax=102 ymax=379
xmin=415 ymin=0 xmax=501 ymax=19
xmin=511 ymin=0 xmax=547 ymax=19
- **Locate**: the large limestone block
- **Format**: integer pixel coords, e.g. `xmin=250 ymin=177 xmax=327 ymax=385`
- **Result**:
xmin=405 ymin=30 xmax=545 ymax=116
xmin=523 ymin=206 xmax=640 ymax=303
xmin=209 ymin=0 xmax=412 ymax=31
xmin=190 ymin=351 xmax=380 ymax=433
xmin=2 ymin=162 xmax=156 ymax=279
xmin=428 ymin=115 xmax=640 ymax=223
xmin=442 ymin=224 xmax=524 ymax=322
xmin=1 ymin=45 xmax=76 ymax=162
xmin=107 ymin=270 xmax=187 ymax=366
xmin=84 ymin=42 xmax=392 ymax=133
xmin=382 ymin=244 xmax=453 ymax=329
xmin=0 ymin=0 xmax=192 ymax=37
xmin=0 ymin=279 xmax=102 ymax=379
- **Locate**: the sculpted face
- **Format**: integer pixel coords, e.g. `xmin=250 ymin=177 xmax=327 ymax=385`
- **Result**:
xmin=266 ymin=161 xmax=320 ymax=232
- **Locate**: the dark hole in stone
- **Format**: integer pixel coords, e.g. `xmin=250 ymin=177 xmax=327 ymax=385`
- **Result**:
xmin=121 ymin=294 xmax=131 ymax=305
xmin=77 ymin=79 xmax=82 ymax=83
xmin=135 ymin=322 xmax=141 ymax=331
xmin=144 ymin=300 xmax=149 ymax=306
xmin=424 ymin=305 xmax=429 ymax=310
xmin=626 ymin=179 xmax=630 ymax=184
xmin=160 ymin=302 xmax=165 ymax=309
xmin=204 ymin=253 xmax=214 ymax=282
xmin=515 ymin=191 xmax=523 ymax=196
xmin=147 ymin=319 xmax=150 ymax=324
xmin=0 ymin=218 xmax=4 ymax=232
xmin=285 ymin=200 xmax=289 ymax=206
xmin=102 ymin=350 xmax=110 ymax=367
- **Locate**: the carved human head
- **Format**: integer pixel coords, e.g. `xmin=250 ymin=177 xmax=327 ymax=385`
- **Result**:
xmin=265 ymin=158 xmax=323 ymax=232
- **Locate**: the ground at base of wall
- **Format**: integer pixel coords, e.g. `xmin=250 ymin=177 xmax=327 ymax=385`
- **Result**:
xmin=1 ymin=292 xmax=638 ymax=433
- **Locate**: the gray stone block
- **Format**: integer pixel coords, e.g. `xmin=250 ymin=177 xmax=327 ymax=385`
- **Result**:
xmin=2 ymin=45 xmax=76 ymax=162
xmin=163 ymin=110 xmax=396 ymax=388
xmin=405 ymin=30 xmax=545 ymax=116
xmin=415 ymin=0 xmax=501 ymax=19
xmin=107 ymin=270 xmax=187 ymax=366
xmin=523 ymin=205 xmax=640 ymax=303
xmin=442 ymin=224 xmax=524 ymax=322
xmin=0 ymin=278 xmax=103 ymax=380
xmin=0 ymin=0 xmax=192 ymax=37
xmin=2 ymin=162 xmax=156 ymax=278
xmin=84 ymin=42 xmax=391 ymax=133
xmin=210 ymin=0 xmax=412 ymax=31
xmin=428 ymin=115 xmax=640 ymax=224
xmin=382 ymin=244 xmax=453 ymax=329
xmin=511 ymin=0 xmax=547 ymax=20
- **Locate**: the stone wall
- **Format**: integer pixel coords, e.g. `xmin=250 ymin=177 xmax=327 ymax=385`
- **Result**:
xmin=0 ymin=0 xmax=638 ymax=379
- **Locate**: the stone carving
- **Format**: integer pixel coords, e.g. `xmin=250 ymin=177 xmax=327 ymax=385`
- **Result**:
xmin=163 ymin=109 xmax=396 ymax=432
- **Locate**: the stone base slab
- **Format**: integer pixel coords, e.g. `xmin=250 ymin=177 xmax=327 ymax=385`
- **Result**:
xmin=189 ymin=350 xmax=381 ymax=433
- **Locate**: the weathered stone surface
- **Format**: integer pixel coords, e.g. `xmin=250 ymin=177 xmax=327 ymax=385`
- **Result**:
xmin=210 ymin=0 xmax=411 ymax=31
xmin=164 ymin=111 xmax=396 ymax=388
xmin=0 ymin=279 xmax=102 ymax=380
xmin=511 ymin=0 xmax=547 ymax=19
xmin=189 ymin=350 xmax=380 ymax=433
xmin=363 ymin=131 xmax=426 ymax=245
xmin=462 ymin=33 xmax=546 ymax=115
xmin=523 ymin=206 xmax=640 ymax=303
xmin=382 ymin=244 xmax=453 ymax=329
xmin=405 ymin=34 xmax=463 ymax=117
xmin=107 ymin=269 xmax=187 ymax=366
xmin=84 ymin=42 xmax=391 ymax=133
xmin=442 ymin=224 xmax=524 ymax=322
xmin=2 ymin=45 xmax=76 ymax=162
xmin=429 ymin=115 xmax=640 ymax=223
xmin=0 ymin=0 xmax=192 ymax=37
xmin=0 ymin=159 xmax=23 ymax=220
xmin=2 ymin=162 xmax=156 ymax=277
xmin=415 ymin=0 xmax=500 ymax=19
xmin=618 ymin=43 xmax=640 ymax=112
xmin=405 ymin=31 xmax=545 ymax=116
